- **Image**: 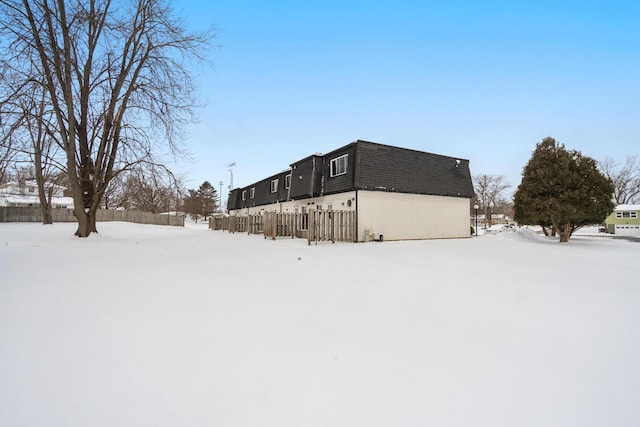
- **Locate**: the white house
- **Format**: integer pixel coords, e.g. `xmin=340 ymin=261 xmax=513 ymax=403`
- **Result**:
xmin=0 ymin=179 xmax=74 ymax=209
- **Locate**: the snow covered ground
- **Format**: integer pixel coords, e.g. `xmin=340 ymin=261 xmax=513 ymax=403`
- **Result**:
xmin=1 ymin=221 xmax=638 ymax=427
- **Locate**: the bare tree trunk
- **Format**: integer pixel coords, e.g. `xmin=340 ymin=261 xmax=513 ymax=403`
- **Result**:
xmin=73 ymin=199 xmax=100 ymax=236
xmin=559 ymin=224 xmax=571 ymax=243
xmin=33 ymin=148 xmax=53 ymax=224
xmin=73 ymin=205 xmax=88 ymax=237
xmin=42 ymin=188 xmax=53 ymax=224
xmin=74 ymin=209 xmax=97 ymax=236
xmin=88 ymin=209 xmax=97 ymax=234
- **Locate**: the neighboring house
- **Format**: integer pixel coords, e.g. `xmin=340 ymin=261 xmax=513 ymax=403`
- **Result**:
xmin=0 ymin=179 xmax=74 ymax=209
xmin=227 ymin=140 xmax=475 ymax=241
xmin=604 ymin=204 xmax=640 ymax=235
xmin=475 ymin=213 xmax=511 ymax=226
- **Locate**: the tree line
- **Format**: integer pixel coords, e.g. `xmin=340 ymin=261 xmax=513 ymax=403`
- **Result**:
xmin=2 ymin=163 xmax=220 ymax=222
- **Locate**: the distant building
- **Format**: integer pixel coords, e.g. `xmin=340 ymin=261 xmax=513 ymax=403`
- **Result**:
xmin=227 ymin=140 xmax=475 ymax=241
xmin=0 ymin=179 xmax=74 ymax=209
xmin=475 ymin=213 xmax=511 ymax=223
xmin=604 ymin=204 xmax=640 ymax=235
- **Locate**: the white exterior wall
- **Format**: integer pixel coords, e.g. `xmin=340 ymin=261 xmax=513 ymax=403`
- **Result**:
xmin=229 ymin=190 xmax=471 ymax=241
xmin=357 ymin=191 xmax=471 ymax=241
xmin=230 ymin=191 xmax=357 ymax=215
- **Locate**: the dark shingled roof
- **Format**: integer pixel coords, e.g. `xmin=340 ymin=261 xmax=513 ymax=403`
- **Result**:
xmin=226 ymin=139 xmax=475 ymax=210
xmin=353 ymin=140 xmax=474 ymax=198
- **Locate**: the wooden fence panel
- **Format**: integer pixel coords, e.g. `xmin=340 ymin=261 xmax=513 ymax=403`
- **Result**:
xmin=247 ymin=214 xmax=263 ymax=235
xmin=264 ymin=212 xmax=303 ymax=239
xmin=212 ymin=211 xmax=355 ymax=244
xmin=308 ymin=210 xmax=356 ymax=245
xmin=0 ymin=207 xmax=184 ymax=226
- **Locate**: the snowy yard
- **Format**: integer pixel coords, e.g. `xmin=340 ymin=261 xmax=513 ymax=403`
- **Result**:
xmin=1 ymin=221 xmax=638 ymax=427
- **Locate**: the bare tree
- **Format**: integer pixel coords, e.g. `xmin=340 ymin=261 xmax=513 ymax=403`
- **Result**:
xmin=120 ymin=166 xmax=179 ymax=213
xmin=102 ymin=172 xmax=126 ymax=210
xmin=0 ymin=96 xmax=20 ymax=185
xmin=1 ymin=78 xmax=67 ymax=223
xmin=473 ymin=174 xmax=512 ymax=227
xmin=182 ymin=188 xmax=201 ymax=222
xmin=599 ymin=156 xmax=640 ymax=205
xmin=0 ymin=0 xmax=215 ymax=236
xmin=21 ymin=90 xmax=67 ymax=223
xmin=0 ymin=132 xmax=15 ymax=184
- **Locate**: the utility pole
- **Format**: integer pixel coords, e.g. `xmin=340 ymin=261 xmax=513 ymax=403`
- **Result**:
xmin=218 ymin=180 xmax=223 ymax=212
xmin=227 ymin=162 xmax=236 ymax=192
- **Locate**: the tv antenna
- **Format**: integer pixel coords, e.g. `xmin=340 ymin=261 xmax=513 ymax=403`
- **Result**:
xmin=227 ymin=162 xmax=236 ymax=190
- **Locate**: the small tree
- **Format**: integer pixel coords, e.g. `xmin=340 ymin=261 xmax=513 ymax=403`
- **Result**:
xmin=182 ymin=188 xmax=202 ymax=222
xmin=514 ymin=137 xmax=614 ymax=242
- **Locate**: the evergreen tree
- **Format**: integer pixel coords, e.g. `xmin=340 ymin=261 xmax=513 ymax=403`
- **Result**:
xmin=514 ymin=137 xmax=614 ymax=242
xmin=183 ymin=181 xmax=218 ymax=222
xmin=198 ymin=181 xmax=218 ymax=220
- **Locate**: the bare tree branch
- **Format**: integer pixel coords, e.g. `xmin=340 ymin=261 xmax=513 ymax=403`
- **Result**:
xmin=473 ymin=174 xmax=512 ymax=227
xmin=600 ymin=156 xmax=640 ymax=205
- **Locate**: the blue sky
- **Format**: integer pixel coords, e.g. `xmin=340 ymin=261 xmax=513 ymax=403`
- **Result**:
xmin=172 ymin=0 xmax=639 ymax=197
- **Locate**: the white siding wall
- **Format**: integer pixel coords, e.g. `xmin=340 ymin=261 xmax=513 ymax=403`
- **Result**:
xmin=357 ymin=191 xmax=471 ymax=240
xmin=230 ymin=191 xmax=357 ymax=215
xmin=229 ymin=190 xmax=471 ymax=241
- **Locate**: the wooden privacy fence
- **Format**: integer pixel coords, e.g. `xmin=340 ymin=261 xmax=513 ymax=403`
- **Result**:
xmin=209 ymin=214 xmax=264 ymax=234
xmin=97 ymin=210 xmax=185 ymax=226
xmin=211 ymin=210 xmax=357 ymax=244
xmin=305 ymin=210 xmax=356 ymax=244
xmin=263 ymin=212 xmax=305 ymax=239
xmin=0 ymin=206 xmax=184 ymax=226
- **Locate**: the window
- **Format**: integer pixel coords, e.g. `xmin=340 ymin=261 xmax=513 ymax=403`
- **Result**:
xmin=330 ymin=154 xmax=348 ymax=177
xmin=250 ymin=187 xmax=255 ymax=199
xmin=242 ymin=190 xmax=247 ymax=201
xmin=28 ymin=186 xmax=35 ymax=193
xmin=270 ymin=179 xmax=278 ymax=193
xmin=616 ymin=211 xmax=638 ymax=219
xmin=285 ymin=174 xmax=291 ymax=189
